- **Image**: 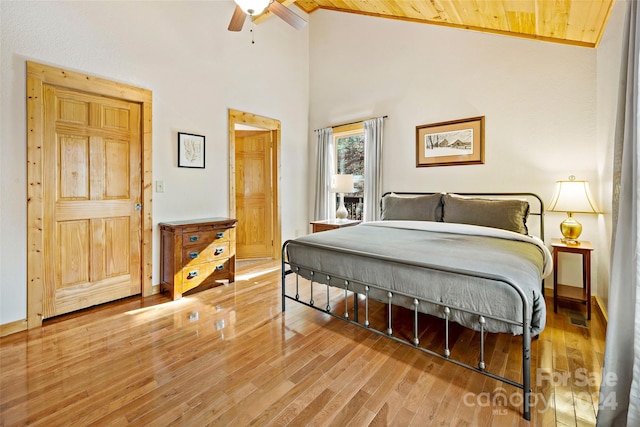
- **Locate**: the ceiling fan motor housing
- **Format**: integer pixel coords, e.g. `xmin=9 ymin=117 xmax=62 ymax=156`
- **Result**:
xmin=229 ymin=0 xmax=307 ymax=32
xmin=235 ymin=0 xmax=270 ymax=16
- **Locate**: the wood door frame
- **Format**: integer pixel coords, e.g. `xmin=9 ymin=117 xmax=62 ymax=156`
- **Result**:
xmin=27 ymin=62 xmax=153 ymax=328
xmin=228 ymin=109 xmax=281 ymax=259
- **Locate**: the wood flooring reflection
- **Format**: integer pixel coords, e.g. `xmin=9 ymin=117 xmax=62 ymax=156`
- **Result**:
xmin=0 ymin=260 xmax=605 ymax=426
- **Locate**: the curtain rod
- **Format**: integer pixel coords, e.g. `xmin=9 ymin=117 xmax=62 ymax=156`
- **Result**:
xmin=314 ymin=115 xmax=388 ymax=132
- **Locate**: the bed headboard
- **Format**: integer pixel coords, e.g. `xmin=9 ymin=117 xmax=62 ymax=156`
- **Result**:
xmin=381 ymin=192 xmax=545 ymax=241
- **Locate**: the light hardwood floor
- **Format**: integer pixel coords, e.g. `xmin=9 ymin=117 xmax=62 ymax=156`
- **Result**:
xmin=0 ymin=260 xmax=605 ymax=426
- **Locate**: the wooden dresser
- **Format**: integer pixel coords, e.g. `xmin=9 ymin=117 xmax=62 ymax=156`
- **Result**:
xmin=159 ymin=217 xmax=237 ymax=300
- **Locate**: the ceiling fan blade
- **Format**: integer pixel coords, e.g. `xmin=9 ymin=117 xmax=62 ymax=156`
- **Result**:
xmin=228 ymin=5 xmax=247 ymax=31
xmin=268 ymin=1 xmax=307 ymax=30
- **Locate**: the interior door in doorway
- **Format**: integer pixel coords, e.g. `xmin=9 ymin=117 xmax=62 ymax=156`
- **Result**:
xmin=235 ymin=129 xmax=273 ymax=259
xmin=41 ymin=85 xmax=142 ymax=318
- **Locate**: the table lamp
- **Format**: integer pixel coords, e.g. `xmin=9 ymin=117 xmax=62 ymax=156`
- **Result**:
xmin=547 ymin=175 xmax=600 ymax=244
xmin=331 ymin=174 xmax=354 ymax=219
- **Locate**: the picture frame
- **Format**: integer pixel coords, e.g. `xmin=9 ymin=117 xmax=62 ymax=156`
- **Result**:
xmin=178 ymin=132 xmax=205 ymax=169
xmin=416 ymin=116 xmax=485 ymax=167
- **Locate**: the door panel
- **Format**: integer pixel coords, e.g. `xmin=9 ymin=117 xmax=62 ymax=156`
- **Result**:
xmin=105 ymin=217 xmax=130 ymax=276
xmin=57 ymin=220 xmax=90 ymax=288
xmin=235 ymin=131 xmax=273 ymax=259
xmin=59 ymin=135 xmax=90 ymax=199
xmin=104 ymin=139 xmax=130 ymax=198
xmin=42 ymin=85 xmax=142 ymax=318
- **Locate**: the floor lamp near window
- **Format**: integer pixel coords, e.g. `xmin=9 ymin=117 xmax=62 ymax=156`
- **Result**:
xmin=331 ymin=174 xmax=354 ymax=219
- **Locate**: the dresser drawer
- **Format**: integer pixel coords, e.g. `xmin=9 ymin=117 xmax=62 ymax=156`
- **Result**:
xmin=182 ymin=242 xmax=230 ymax=265
xmin=181 ymin=258 xmax=231 ymax=293
xmin=182 ymin=229 xmax=230 ymax=247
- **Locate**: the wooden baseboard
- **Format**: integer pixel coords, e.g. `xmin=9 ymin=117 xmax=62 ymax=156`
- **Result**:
xmin=0 ymin=319 xmax=28 ymax=337
xmin=593 ymin=295 xmax=608 ymax=326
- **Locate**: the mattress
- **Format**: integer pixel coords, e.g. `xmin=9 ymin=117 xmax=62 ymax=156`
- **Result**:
xmin=285 ymin=221 xmax=552 ymax=335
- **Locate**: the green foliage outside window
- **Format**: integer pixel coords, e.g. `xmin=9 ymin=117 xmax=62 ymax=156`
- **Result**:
xmin=336 ymin=134 xmax=364 ymax=194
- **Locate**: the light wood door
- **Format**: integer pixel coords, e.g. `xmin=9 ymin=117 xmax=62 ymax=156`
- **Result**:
xmin=235 ymin=130 xmax=273 ymax=259
xmin=41 ymin=85 xmax=142 ymax=318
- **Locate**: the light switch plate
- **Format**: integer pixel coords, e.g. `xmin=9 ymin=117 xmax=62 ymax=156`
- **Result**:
xmin=155 ymin=180 xmax=164 ymax=193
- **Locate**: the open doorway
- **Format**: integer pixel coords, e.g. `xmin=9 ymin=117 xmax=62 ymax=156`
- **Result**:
xmin=228 ymin=109 xmax=281 ymax=260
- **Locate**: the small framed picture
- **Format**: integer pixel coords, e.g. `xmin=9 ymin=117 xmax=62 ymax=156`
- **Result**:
xmin=416 ymin=116 xmax=485 ymax=167
xmin=178 ymin=132 xmax=205 ymax=168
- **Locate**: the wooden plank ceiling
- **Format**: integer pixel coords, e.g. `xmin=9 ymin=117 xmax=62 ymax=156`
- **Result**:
xmin=261 ymin=0 xmax=615 ymax=48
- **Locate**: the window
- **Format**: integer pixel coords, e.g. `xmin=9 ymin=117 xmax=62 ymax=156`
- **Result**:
xmin=334 ymin=125 xmax=364 ymax=220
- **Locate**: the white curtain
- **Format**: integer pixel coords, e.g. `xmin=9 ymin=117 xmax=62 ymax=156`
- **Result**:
xmin=313 ymin=127 xmax=335 ymax=220
xmin=363 ymin=117 xmax=384 ymax=221
xmin=597 ymin=1 xmax=640 ymax=425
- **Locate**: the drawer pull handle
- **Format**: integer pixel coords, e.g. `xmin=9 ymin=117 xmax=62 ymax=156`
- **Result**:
xmin=189 ymin=235 xmax=199 ymax=242
xmin=189 ymin=252 xmax=199 ymax=259
xmin=187 ymin=270 xmax=199 ymax=279
xmin=216 ymin=232 xmax=225 ymax=239
xmin=215 ymin=265 xmax=224 ymax=271
xmin=214 ymin=248 xmax=224 ymax=255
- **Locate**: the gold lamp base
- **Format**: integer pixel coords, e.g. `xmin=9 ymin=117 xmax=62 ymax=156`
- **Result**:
xmin=560 ymin=213 xmax=582 ymax=244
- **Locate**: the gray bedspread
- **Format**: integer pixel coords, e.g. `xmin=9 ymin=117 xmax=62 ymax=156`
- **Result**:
xmin=285 ymin=221 xmax=549 ymax=335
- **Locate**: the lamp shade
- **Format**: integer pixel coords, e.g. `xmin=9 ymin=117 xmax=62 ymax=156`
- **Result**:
xmin=233 ymin=0 xmax=270 ymax=15
xmin=330 ymin=174 xmax=354 ymax=193
xmin=548 ymin=176 xmax=600 ymax=214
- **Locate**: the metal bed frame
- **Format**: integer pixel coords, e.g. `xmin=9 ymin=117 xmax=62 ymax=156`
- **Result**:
xmin=281 ymin=192 xmax=545 ymax=421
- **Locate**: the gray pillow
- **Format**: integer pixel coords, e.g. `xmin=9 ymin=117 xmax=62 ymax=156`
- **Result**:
xmin=381 ymin=193 xmax=443 ymax=221
xmin=442 ymin=194 xmax=529 ymax=234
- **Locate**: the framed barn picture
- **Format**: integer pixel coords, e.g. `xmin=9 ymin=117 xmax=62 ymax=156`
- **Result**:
xmin=416 ymin=116 xmax=484 ymax=167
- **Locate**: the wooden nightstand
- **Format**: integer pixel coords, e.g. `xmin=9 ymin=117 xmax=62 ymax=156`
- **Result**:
xmin=310 ymin=219 xmax=361 ymax=233
xmin=551 ymin=238 xmax=593 ymax=320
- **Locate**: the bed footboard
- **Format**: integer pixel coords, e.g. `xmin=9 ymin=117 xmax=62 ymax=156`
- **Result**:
xmin=281 ymin=241 xmax=533 ymax=421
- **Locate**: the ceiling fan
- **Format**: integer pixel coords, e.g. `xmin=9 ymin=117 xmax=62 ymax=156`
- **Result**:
xmin=228 ymin=0 xmax=307 ymax=32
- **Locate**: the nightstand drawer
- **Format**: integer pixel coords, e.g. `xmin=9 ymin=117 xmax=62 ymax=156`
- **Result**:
xmin=313 ymin=223 xmax=338 ymax=232
xmin=311 ymin=219 xmax=361 ymax=233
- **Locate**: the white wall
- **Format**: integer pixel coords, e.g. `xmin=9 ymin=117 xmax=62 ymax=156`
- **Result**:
xmin=595 ymin=0 xmax=628 ymax=309
xmin=309 ymin=10 xmax=607 ymax=292
xmin=0 ymin=1 xmax=310 ymax=324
